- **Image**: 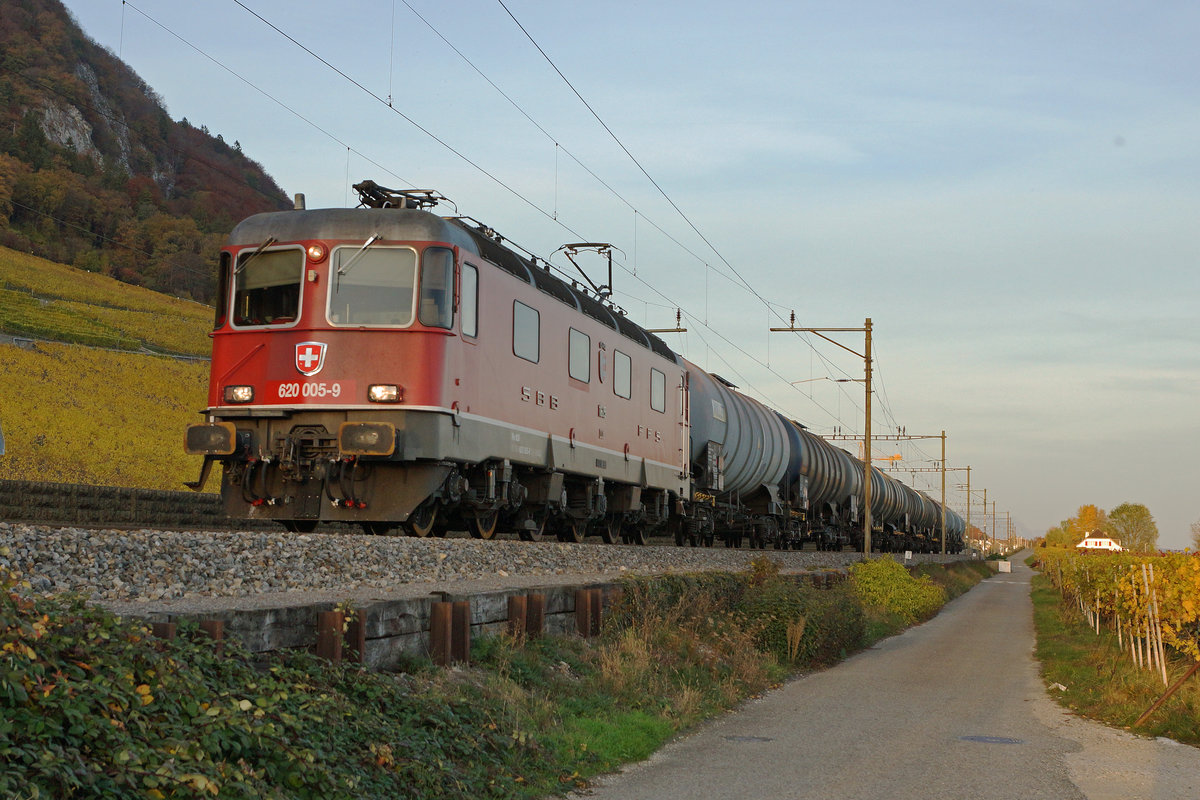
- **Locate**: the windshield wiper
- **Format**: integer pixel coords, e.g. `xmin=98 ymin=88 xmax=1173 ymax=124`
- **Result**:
xmin=232 ymin=237 xmax=278 ymax=276
xmin=336 ymin=235 xmax=381 ymax=288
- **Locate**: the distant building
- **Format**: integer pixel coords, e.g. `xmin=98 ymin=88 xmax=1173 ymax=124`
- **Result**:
xmin=1076 ymin=536 xmax=1123 ymax=552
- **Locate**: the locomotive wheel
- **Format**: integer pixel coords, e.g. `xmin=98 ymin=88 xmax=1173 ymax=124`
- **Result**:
xmin=282 ymin=520 xmax=318 ymax=533
xmin=467 ymin=510 xmax=499 ymax=540
xmin=597 ymin=519 xmax=619 ymax=544
xmin=360 ymin=521 xmax=396 ymax=535
xmin=404 ymin=503 xmax=438 ymax=538
xmin=517 ymin=510 xmax=547 ymax=542
xmin=622 ymin=523 xmax=647 ymax=546
xmin=556 ymin=519 xmax=584 ymax=543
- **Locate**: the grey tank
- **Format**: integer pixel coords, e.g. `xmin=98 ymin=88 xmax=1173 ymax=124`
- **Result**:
xmin=686 ymin=362 xmax=789 ymax=498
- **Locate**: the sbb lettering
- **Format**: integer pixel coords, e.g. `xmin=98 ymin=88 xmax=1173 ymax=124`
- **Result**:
xmin=520 ymin=386 xmax=559 ymax=410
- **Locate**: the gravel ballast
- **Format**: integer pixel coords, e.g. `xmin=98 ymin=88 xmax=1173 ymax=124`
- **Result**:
xmin=0 ymin=521 xmax=963 ymax=610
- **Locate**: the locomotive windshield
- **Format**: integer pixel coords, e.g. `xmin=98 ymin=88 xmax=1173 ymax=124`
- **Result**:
xmin=232 ymin=247 xmax=303 ymax=326
xmin=329 ymin=246 xmax=417 ymax=326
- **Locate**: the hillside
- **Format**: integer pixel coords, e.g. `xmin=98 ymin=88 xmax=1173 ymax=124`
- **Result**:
xmin=0 ymin=0 xmax=290 ymax=303
xmin=0 ymin=246 xmax=215 ymax=492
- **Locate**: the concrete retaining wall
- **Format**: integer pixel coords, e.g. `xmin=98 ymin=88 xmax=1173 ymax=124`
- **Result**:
xmin=128 ymin=570 xmax=852 ymax=671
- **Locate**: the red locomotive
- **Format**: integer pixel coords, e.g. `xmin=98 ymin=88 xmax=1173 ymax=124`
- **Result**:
xmin=186 ymin=182 xmax=964 ymax=552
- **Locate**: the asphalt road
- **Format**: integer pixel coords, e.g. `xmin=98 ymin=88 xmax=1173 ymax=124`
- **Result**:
xmin=570 ymin=554 xmax=1200 ymax=800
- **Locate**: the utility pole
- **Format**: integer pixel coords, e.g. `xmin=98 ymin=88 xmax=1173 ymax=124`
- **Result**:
xmin=771 ymin=315 xmax=873 ymax=556
xmin=939 ymin=430 xmax=946 ymax=554
xmin=992 ymin=500 xmax=997 ymax=554
xmin=965 ymin=466 xmax=971 ymax=547
xmin=954 ymin=479 xmax=991 ymax=554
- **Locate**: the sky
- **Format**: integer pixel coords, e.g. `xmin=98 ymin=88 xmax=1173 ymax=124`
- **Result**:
xmin=59 ymin=0 xmax=1200 ymax=549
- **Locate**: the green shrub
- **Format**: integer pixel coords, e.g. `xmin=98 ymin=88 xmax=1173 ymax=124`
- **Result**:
xmin=850 ymin=559 xmax=946 ymax=625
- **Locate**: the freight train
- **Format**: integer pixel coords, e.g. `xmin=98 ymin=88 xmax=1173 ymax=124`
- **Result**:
xmin=185 ymin=182 xmax=964 ymax=553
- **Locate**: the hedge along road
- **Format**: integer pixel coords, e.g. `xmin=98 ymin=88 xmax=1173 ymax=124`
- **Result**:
xmin=571 ymin=553 xmax=1200 ymax=800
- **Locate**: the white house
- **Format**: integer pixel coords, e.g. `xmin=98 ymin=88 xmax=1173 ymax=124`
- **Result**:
xmin=1076 ymin=537 xmax=1123 ymax=552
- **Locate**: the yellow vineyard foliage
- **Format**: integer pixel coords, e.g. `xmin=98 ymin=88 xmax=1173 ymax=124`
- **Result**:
xmin=0 ymin=247 xmax=212 ymax=356
xmin=0 ymin=341 xmax=216 ymax=492
xmin=1040 ymin=548 xmax=1200 ymax=661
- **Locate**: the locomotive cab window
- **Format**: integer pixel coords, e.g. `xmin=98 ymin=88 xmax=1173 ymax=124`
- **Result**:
xmin=650 ymin=368 xmax=666 ymax=413
xmin=419 ymin=247 xmax=454 ymax=329
xmin=568 ymin=328 xmax=590 ymax=383
xmin=233 ymin=247 xmax=303 ymax=326
xmin=614 ymin=350 xmax=631 ymax=399
xmin=513 ymin=301 xmax=539 ymax=362
xmin=461 ymin=263 xmax=478 ymax=338
xmin=329 ymin=246 xmax=416 ymax=326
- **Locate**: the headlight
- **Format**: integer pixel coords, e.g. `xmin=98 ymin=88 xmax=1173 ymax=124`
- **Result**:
xmin=184 ymin=422 xmax=237 ymax=455
xmin=223 ymin=385 xmax=254 ymax=404
xmin=339 ymin=422 xmax=396 ymax=456
xmin=368 ymin=384 xmax=402 ymax=403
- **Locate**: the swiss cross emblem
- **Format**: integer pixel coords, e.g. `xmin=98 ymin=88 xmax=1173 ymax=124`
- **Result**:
xmin=295 ymin=341 xmax=327 ymax=376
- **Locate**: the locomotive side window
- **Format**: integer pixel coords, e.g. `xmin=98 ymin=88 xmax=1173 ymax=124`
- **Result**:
xmin=419 ymin=247 xmax=454 ymax=329
xmin=614 ymin=350 xmax=631 ymax=399
xmin=513 ymin=301 xmax=539 ymax=362
xmin=650 ymin=367 xmax=666 ymax=413
xmin=329 ymin=246 xmax=416 ymax=326
xmin=568 ymin=328 xmax=590 ymax=383
xmin=461 ymin=264 xmax=478 ymax=338
xmin=214 ymin=251 xmax=231 ymax=329
xmin=233 ymin=247 xmax=303 ymax=326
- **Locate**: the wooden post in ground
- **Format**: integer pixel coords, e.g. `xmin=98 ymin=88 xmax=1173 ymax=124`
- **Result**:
xmin=199 ymin=619 xmax=225 ymax=656
xmin=451 ymin=601 xmax=471 ymax=664
xmin=430 ymin=602 xmax=452 ymax=667
xmin=507 ymin=595 xmax=527 ymax=639
xmin=315 ymin=611 xmax=344 ymax=663
xmin=152 ymin=622 xmax=177 ymax=640
xmin=526 ymin=594 xmax=545 ymax=638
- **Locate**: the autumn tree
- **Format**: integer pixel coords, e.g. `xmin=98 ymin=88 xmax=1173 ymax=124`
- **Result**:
xmin=1191 ymin=520 xmax=1200 ymax=552
xmin=1065 ymin=504 xmax=1107 ymax=545
xmin=1106 ymin=502 xmax=1158 ymax=552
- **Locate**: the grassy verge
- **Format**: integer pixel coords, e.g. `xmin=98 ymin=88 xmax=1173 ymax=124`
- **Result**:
xmin=1031 ymin=572 xmax=1200 ymax=745
xmin=1 ymin=558 xmax=990 ymax=799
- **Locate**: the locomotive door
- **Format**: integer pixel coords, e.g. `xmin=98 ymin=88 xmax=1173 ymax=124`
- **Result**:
xmin=678 ymin=370 xmax=690 ymax=481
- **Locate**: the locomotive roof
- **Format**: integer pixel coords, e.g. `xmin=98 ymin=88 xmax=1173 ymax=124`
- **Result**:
xmin=228 ymin=207 xmax=678 ymax=363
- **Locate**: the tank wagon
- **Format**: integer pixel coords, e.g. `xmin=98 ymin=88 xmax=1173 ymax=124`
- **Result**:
xmin=185 ymin=182 xmax=964 ymax=553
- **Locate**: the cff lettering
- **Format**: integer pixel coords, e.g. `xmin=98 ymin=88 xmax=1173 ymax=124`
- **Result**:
xmin=637 ymin=424 xmax=663 ymax=443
